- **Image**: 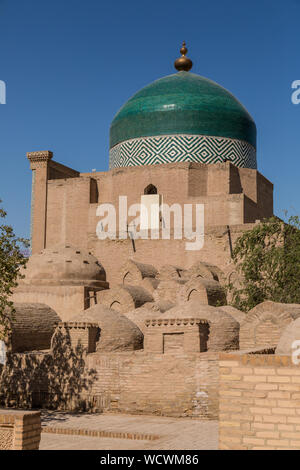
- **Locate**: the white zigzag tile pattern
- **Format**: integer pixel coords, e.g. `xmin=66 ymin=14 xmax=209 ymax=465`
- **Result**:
xmin=109 ymin=134 xmax=257 ymax=170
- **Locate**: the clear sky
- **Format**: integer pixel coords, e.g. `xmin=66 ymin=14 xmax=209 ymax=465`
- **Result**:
xmin=0 ymin=0 xmax=299 ymax=239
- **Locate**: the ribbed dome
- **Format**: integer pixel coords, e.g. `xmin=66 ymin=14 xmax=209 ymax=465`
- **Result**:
xmin=109 ymin=71 xmax=257 ymax=170
xmin=110 ymin=71 xmax=256 ymax=148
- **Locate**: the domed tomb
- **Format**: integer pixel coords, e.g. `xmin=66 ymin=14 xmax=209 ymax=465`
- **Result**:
xmin=13 ymin=245 xmax=109 ymax=321
xmin=69 ymin=304 xmax=143 ymax=352
xmin=240 ymin=301 xmax=300 ymax=350
xmin=144 ymin=302 xmax=239 ymax=353
xmin=20 ymin=245 xmax=107 ymax=287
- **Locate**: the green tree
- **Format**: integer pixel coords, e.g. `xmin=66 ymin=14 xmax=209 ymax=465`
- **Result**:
xmin=229 ymin=215 xmax=300 ymax=312
xmin=0 ymin=200 xmax=29 ymax=338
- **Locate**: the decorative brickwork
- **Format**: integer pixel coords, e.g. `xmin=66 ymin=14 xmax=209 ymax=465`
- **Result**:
xmin=110 ymin=135 xmax=257 ymax=169
xmin=0 ymin=428 xmax=13 ymax=450
xmin=0 ymin=410 xmax=41 ymax=450
xmin=27 ymin=150 xmax=53 ymax=162
xmin=42 ymin=426 xmax=160 ymax=441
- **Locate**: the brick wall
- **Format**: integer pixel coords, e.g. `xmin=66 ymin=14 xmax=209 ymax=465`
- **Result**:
xmin=1 ymin=348 xmax=220 ymax=418
xmin=87 ymin=351 xmax=219 ymax=419
xmin=89 ymin=223 xmax=261 ymax=289
xmin=28 ymin=156 xmax=273 ymax=288
xmin=0 ymin=410 xmax=41 ymax=450
xmin=12 ymin=285 xmax=96 ymax=321
xmin=0 ymin=328 xmax=99 ymax=412
xmin=219 ymin=352 xmax=300 ymax=450
xmin=57 ymin=322 xmax=100 ymax=353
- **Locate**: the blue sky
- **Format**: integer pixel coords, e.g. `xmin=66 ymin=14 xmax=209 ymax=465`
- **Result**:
xmin=0 ymin=0 xmax=299 ymax=238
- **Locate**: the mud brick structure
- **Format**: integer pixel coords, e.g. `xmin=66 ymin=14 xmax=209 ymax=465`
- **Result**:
xmin=4 ymin=45 xmax=300 ymax=449
xmin=240 ymin=302 xmax=300 ymax=350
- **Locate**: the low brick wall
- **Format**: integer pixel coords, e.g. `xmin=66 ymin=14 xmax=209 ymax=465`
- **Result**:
xmin=86 ymin=351 xmax=219 ymax=419
xmin=1 ymin=345 xmax=220 ymax=418
xmin=219 ymin=352 xmax=300 ymax=450
xmin=0 ymin=410 xmax=41 ymax=450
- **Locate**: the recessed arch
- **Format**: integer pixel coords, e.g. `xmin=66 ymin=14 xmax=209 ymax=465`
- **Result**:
xmin=144 ymin=184 xmax=157 ymax=195
xmin=110 ymin=301 xmax=122 ymax=312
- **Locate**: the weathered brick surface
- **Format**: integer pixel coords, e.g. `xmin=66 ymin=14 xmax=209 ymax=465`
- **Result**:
xmin=12 ymin=246 xmax=109 ymax=321
xmin=56 ymin=322 xmax=100 ymax=353
xmin=219 ymin=353 xmax=300 ymax=450
xmin=86 ymin=351 xmax=219 ymax=419
xmin=1 ymin=350 xmax=220 ymax=418
xmin=99 ymin=285 xmax=153 ymax=313
xmin=240 ymin=302 xmax=300 ymax=350
xmin=69 ymin=304 xmax=144 ymax=352
xmin=4 ymin=302 xmax=60 ymax=353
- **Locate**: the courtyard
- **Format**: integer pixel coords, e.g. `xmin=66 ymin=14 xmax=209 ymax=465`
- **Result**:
xmin=39 ymin=412 xmax=218 ymax=450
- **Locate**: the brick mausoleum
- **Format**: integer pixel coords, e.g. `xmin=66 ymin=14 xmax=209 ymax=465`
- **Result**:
xmin=1 ymin=44 xmax=300 ymax=451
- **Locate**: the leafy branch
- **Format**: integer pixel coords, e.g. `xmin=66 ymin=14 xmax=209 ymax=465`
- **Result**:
xmin=0 ymin=200 xmax=29 ymax=339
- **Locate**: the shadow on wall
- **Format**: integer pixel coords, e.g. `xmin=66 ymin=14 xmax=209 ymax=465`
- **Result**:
xmin=0 ymin=329 xmax=97 ymax=412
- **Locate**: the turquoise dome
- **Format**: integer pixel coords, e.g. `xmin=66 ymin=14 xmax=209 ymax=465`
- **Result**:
xmin=110 ymin=71 xmax=256 ymax=149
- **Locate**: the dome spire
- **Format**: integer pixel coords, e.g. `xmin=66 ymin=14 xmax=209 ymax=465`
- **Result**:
xmin=174 ymin=41 xmax=193 ymax=72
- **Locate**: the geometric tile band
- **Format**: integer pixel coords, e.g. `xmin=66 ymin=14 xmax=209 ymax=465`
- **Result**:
xmin=109 ymin=134 xmax=257 ymax=170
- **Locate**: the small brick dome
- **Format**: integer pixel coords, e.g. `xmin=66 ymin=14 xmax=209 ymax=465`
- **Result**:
xmin=21 ymin=245 xmax=106 ymax=286
xmin=276 ymin=317 xmax=300 ymax=355
xmin=4 ymin=303 xmax=60 ymax=353
xmin=240 ymin=301 xmax=300 ymax=351
xmin=70 ymin=304 xmax=143 ymax=352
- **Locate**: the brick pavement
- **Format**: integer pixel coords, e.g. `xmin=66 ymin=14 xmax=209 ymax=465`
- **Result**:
xmin=39 ymin=412 xmax=218 ymax=450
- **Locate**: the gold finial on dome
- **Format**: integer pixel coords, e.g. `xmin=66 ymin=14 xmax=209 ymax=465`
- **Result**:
xmin=174 ymin=41 xmax=193 ymax=72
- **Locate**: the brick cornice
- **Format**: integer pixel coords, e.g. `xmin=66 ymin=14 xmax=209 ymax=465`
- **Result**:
xmin=145 ymin=318 xmax=209 ymax=327
xmin=56 ymin=321 xmax=99 ymax=329
xmin=27 ymin=151 xmax=53 ymax=162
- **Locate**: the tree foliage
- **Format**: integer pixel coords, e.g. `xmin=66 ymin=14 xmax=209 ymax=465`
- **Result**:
xmin=0 ymin=201 xmax=29 ymax=338
xmin=229 ymin=215 xmax=300 ymax=312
